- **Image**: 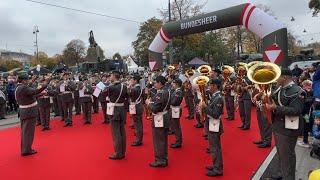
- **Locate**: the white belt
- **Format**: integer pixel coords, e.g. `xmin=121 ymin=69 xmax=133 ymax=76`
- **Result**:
xmin=153 ymin=111 xmax=168 ymax=116
xmin=112 ymin=103 xmax=124 ymax=107
xmin=82 ymin=95 xmax=91 ymax=97
xmin=170 ymin=105 xmax=180 ymax=108
xmin=39 ymin=96 xmax=49 ymax=99
xmin=62 ymin=91 xmax=72 ymax=94
xmin=19 ymin=101 xmax=38 ymax=109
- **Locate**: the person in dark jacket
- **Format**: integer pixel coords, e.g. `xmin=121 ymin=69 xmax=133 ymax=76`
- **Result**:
xmin=6 ymin=76 xmax=18 ymax=112
xmin=79 ymin=80 xmax=93 ymax=124
xmin=99 ymin=74 xmax=110 ymax=124
xmin=128 ymin=74 xmax=144 ymax=146
xmin=200 ymin=78 xmax=224 ymax=177
xmin=15 ymin=74 xmax=50 ymax=156
xmin=169 ymin=78 xmax=184 ymax=148
xmin=146 ymin=76 xmax=171 ymax=168
xmin=298 ymin=80 xmax=314 ymax=148
xmin=292 ymin=64 xmax=303 ymax=78
xmin=266 ymin=69 xmax=305 ymax=180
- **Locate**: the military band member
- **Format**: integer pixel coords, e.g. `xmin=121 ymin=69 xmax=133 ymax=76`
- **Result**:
xmin=99 ymin=74 xmax=110 ymax=124
xmin=265 ymin=69 xmax=304 ymax=180
xmin=184 ymin=80 xmax=195 ymax=120
xmin=170 ymin=79 xmax=184 ymax=148
xmin=200 ymin=78 xmax=224 ymax=177
xmin=237 ymin=75 xmax=252 ymax=130
xmin=56 ymin=78 xmax=64 ymax=121
xmin=59 ymin=73 xmax=76 ymax=127
xmin=73 ymin=81 xmax=81 ymax=115
xmin=49 ymin=80 xmax=60 ymax=117
xmin=194 ymin=88 xmax=204 ymax=128
xmin=79 ymin=80 xmax=93 ymax=124
xmin=15 ymin=74 xmax=50 ymax=156
xmin=222 ymin=71 xmax=235 ymax=121
xmin=92 ymin=81 xmax=99 ymax=114
xmin=144 ymin=82 xmax=156 ymax=120
xmin=37 ymin=82 xmax=51 ymax=131
xmin=107 ymin=71 xmax=128 ymax=160
xmin=252 ymin=86 xmax=272 ymax=148
xmin=129 ymin=75 xmax=144 ymax=146
xmin=146 ymin=76 xmax=171 ymax=167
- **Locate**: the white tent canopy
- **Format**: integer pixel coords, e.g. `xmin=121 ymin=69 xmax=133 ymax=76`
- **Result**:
xmin=126 ymin=56 xmax=144 ymax=73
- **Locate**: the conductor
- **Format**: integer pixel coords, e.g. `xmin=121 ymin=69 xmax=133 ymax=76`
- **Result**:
xmin=15 ymin=74 xmax=50 ymax=156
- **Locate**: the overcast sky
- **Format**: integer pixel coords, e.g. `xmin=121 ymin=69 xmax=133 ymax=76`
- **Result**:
xmin=0 ymin=0 xmax=319 ymax=57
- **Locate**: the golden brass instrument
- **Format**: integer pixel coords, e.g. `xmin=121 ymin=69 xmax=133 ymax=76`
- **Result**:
xmin=185 ymin=69 xmax=195 ymax=78
xmin=197 ymin=65 xmax=212 ymax=76
xmin=247 ymin=62 xmax=281 ymax=122
xmin=221 ymin=65 xmax=234 ymax=95
xmin=234 ymin=63 xmax=248 ymax=96
xmin=168 ymin=65 xmax=176 ymax=75
xmin=193 ymin=76 xmax=210 ymax=122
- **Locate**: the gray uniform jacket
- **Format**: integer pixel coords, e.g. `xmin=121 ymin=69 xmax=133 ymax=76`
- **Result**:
xmin=16 ymin=84 xmax=47 ymax=120
xmin=204 ymin=91 xmax=224 ymax=134
xmin=271 ymin=83 xmax=305 ymax=137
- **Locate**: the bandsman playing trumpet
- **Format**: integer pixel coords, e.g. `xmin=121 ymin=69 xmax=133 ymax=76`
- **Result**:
xmin=235 ymin=64 xmax=252 ymax=130
xmin=169 ymin=78 xmax=184 ymax=148
xmin=200 ymin=78 xmax=224 ymax=177
xmin=128 ymin=74 xmax=144 ymax=146
xmin=221 ymin=66 xmax=235 ymax=121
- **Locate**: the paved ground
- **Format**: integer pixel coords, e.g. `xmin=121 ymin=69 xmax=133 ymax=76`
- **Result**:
xmin=0 ymin=113 xmax=20 ymax=130
xmin=253 ymin=138 xmax=320 ymax=180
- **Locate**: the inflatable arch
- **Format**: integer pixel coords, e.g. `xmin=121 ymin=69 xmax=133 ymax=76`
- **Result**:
xmin=148 ymin=3 xmax=288 ymax=70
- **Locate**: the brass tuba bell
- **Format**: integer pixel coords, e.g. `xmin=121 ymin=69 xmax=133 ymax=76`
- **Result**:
xmin=197 ymin=65 xmax=212 ymax=76
xmin=247 ymin=62 xmax=281 ymax=122
xmin=192 ymin=75 xmax=210 ymax=122
xmin=185 ymin=69 xmax=195 ymax=78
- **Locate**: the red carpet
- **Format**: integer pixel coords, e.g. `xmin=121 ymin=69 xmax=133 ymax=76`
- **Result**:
xmin=0 ymin=106 xmax=271 ymax=180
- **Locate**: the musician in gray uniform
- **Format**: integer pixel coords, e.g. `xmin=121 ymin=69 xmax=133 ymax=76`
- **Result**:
xmin=73 ymin=82 xmax=81 ymax=115
xmin=37 ymin=82 xmax=51 ymax=131
xmin=48 ymin=80 xmax=60 ymax=117
xmin=238 ymin=77 xmax=252 ymax=130
xmin=170 ymin=79 xmax=183 ymax=148
xmin=184 ymin=80 xmax=194 ymax=120
xmin=266 ymin=69 xmax=304 ymax=180
xmin=252 ymin=87 xmax=272 ymax=148
xmin=146 ymin=76 xmax=171 ymax=168
xmin=92 ymin=81 xmax=99 ymax=114
xmin=15 ymin=74 xmax=50 ymax=156
xmin=107 ymin=71 xmax=128 ymax=160
xmin=129 ymin=75 xmax=144 ymax=146
xmin=200 ymin=78 xmax=224 ymax=177
xmin=59 ymin=73 xmax=76 ymax=127
xmin=99 ymin=75 xmax=110 ymax=124
xmin=78 ymin=80 xmax=93 ymax=124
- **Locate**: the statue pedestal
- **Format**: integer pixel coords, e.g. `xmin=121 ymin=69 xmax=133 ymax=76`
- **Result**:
xmin=86 ymin=46 xmax=101 ymax=62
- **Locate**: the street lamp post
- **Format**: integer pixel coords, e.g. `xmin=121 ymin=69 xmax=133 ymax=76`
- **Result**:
xmin=168 ymin=0 xmax=173 ymax=65
xmin=33 ymin=26 xmax=39 ymax=65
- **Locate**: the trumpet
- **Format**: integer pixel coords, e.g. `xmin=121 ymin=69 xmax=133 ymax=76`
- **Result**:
xmin=247 ymin=62 xmax=281 ymax=122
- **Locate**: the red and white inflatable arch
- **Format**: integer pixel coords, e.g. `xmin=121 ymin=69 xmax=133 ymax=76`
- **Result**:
xmin=149 ymin=3 xmax=288 ymax=70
